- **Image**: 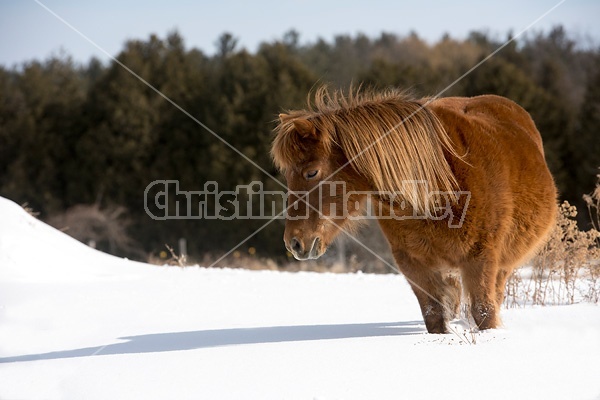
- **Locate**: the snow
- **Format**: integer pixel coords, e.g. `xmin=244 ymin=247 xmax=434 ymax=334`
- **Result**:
xmin=1 ymin=195 xmax=599 ymax=400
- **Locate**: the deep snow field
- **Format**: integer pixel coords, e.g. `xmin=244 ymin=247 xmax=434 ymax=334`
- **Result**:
xmin=1 ymin=196 xmax=599 ymax=400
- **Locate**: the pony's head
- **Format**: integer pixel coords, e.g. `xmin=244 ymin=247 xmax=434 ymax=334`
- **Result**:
xmin=271 ymin=112 xmax=368 ymax=260
xmin=271 ymin=87 xmax=461 ymax=260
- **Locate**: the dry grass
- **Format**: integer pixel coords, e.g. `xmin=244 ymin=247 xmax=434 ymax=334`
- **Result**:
xmin=583 ymin=170 xmax=600 ymax=240
xmin=21 ymin=202 xmax=40 ymax=218
xmin=504 ymin=173 xmax=600 ymax=307
xmin=46 ymin=203 xmax=142 ymax=257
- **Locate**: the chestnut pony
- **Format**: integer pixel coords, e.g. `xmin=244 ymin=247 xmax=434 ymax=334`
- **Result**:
xmin=271 ymin=87 xmax=557 ymax=333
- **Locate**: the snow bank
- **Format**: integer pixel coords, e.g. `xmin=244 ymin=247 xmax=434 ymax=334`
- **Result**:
xmin=0 ymin=196 xmax=146 ymax=282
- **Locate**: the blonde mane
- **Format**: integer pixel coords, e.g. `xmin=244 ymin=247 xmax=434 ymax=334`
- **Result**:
xmin=272 ymin=86 xmax=462 ymax=213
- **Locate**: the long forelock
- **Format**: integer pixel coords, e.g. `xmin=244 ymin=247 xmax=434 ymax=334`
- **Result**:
xmin=271 ymin=110 xmax=333 ymax=172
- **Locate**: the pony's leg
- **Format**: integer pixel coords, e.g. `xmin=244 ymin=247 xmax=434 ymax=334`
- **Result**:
xmin=442 ymin=272 xmax=462 ymax=320
xmin=399 ymin=266 xmax=453 ymax=334
xmin=494 ymin=268 xmax=511 ymax=309
xmin=462 ymin=261 xmax=500 ymax=330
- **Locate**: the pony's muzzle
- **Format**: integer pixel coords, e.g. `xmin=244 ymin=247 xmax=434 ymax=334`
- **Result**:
xmin=287 ymin=236 xmax=323 ymax=260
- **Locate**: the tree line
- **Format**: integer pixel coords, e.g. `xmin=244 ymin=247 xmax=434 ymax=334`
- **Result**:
xmin=0 ymin=26 xmax=598 ymax=262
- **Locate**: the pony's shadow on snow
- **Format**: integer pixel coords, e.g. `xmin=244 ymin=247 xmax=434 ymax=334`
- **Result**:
xmin=0 ymin=321 xmax=423 ymax=363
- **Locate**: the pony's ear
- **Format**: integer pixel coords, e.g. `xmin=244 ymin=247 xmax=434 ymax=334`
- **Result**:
xmin=279 ymin=113 xmax=291 ymax=122
xmin=293 ymin=118 xmax=317 ymax=139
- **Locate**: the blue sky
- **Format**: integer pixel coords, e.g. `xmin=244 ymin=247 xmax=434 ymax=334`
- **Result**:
xmin=1 ymin=0 xmax=599 ymax=67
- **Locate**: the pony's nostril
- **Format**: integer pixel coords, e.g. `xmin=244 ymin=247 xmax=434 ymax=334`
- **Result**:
xmin=290 ymin=237 xmax=302 ymax=253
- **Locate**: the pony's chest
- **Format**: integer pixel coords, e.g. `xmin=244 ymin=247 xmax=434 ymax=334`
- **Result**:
xmin=379 ymin=219 xmax=466 ymax=266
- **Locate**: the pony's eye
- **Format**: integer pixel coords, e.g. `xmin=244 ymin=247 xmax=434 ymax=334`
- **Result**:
xmin=305 ymin=170 xmax=319 ymax=180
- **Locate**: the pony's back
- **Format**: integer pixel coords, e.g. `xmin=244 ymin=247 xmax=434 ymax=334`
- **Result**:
xmin=429 ymin=95 xmax=545 ymax=155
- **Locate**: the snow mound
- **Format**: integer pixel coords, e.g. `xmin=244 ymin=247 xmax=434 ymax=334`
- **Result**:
xmin=0 ymin=196 xmax=145 ymax=282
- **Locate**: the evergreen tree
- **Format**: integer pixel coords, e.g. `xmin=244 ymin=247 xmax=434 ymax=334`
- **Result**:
xmin=0 ymin=28 xmax=598 ymax=259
